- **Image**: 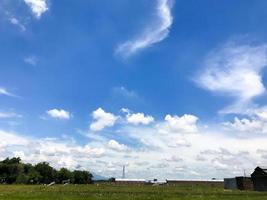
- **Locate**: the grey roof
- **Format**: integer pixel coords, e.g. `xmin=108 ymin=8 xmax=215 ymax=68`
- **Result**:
xmin=115 ymin=179 xmax=146 ymax=182
xmin=258 ymin=166 xmax=267 ymax=169
xmin=256 ymin=166 xmax=267 ymax=173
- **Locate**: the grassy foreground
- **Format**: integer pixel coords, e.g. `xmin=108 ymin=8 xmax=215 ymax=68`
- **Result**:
xmin=0 ymin=184 xmax=266 ymax=200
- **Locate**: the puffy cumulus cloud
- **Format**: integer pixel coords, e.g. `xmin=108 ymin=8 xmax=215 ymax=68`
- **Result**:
xmin=1 ymin=0 xmax=48 ymax=32
xmin=159 ymin=114 xmax=199 ymax=134
xmin=24 ymin=0 xmax=48 ymax=19
xmin=108 ymin=140 xmax=127 ymax=152
xmin=195 ymin=42 xmax=267 ymax=114
xmin=126 ymin=112 xmax=154 ymax=125
xmin=46 ymin=109 xmax=71 ymax=120
xmin=222 ymin=106 xmax=267 ymax=135
xmin=57 ymin=156 xmax=77 ymax=169
xmin=223 ymin=117 xmax=267 ymax=134
xmin=115 ymin=0 xmax=174 ymax=58
xmin=90 ymin=108 xmax=118 ymax=131
xmin=97 ymin=111 xmax=267 ymax=178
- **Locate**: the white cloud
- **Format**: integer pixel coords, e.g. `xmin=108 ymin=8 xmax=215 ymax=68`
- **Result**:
xmin=14 ymin=151 xmax=26 ymax=160
xmin=256 ymin=110 xmax=267 ymax=120
xmin=160 ymin=114 xmax=199 ymax=134
xmin=70 ymin=145 xmax=105 ymax=158
xmin=0 ymin=130 xmax=106 ymax=170
xmin=112 ymin=86 xmax=139 ymax=100
xmin=0 ymin=130 xmax=29 ymax=148
xmin=3 ymin=107 xmax=267 ymax=179
xmin=198 ymin=148 xmax=252 ymax=172
xmin=0 ymin=112 xmax=22 ymax=119
xmin=46 ymin=109 xmax=71 ymax=120
xmin=24 ymin=56 xmax=38 ymax=66
xmin=90 ymin=108 xmax=118 ymax=131
xmin=0 ymin=87 xmax=17 ymax=98
xmin=168 ymin=138 xmax=191 ymax=148
xmin=165 ymin=155 xmax=183 ymax=162
xmin=24 ymin=0 xmax=48 ymax=19
xmin=2 ymin=109 xmax=267 ymax=179
xmin=9 ymin=17 xmax=26 ymax=31
xmin=115 ymin=0 xmax=174 ymax=58
xmin=222 ymin=106 xmax=267 ymax=135
xmin=126 ymin=112 xmax=154 ymax=125
xmin=223 ymin=117 xmax=267 ymax=134
xmin=108 ymin=140 xmax=127 ymax=152
xmin=195 ymin=42 xmax=267 ymax=114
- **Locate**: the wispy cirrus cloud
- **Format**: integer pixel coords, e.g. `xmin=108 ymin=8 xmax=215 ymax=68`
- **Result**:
xmin=0 ymin=112 xmax=22 ymax=119
xmin=115 ymin=0 xmax=174 ymax=58
xmin=112 ymin=86 xmax=139 ymax=99
xmin=195 ymin=42 xmax=267 ymax=114
xmin=0 ymin=87 xmax=18 ymax=98
xmin=24 ymin=56 xmax=38 ymax=66
xmin=9 ymin=17 xmax=26 ymax=32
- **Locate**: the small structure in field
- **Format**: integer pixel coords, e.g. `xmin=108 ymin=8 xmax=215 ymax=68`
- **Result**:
xmin=251 ymin=166 xmax=267 ymax=191
xmin=62 ymin=179 xmax=70 ymax=184
xmin=47 ymin=181 xmax=55 ymax=187
xmin=224 ymin=178 xmax=237 ymax=190
xmin=224 ymin=177 xmax=253 ymax=190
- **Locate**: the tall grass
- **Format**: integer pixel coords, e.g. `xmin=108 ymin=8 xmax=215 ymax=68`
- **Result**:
xmin=0 ymin=184 xmax=266 ymax=200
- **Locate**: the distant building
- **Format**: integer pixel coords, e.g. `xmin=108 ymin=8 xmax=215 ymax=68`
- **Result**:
xmin=166 ymin=179 xmax=223 ymax=186
xmin=251 ymin=166 xmax=267 ymax=191
xmin=224 ymin=177 xmax=253 ymax=190
xmin=115 ymin=178 xmax=146 ymax=185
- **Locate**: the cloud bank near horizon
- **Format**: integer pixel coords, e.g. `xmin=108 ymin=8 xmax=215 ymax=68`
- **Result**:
xmin=1 ymin=107 xmax=267 ymax=180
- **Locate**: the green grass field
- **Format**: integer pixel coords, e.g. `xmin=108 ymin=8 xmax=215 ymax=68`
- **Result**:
xmin=0 ymin=184 xmax=266 ymax=200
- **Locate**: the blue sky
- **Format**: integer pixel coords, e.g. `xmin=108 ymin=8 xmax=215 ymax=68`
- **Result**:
xmin=1 ymin=0 xmax=267 ymax=179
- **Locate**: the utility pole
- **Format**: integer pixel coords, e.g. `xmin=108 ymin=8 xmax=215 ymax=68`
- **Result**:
xmin=122 ymin=165 xmax=125 ymax=179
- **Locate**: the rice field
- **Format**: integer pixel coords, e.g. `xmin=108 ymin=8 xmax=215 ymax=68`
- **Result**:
xmin=0 ymin=184 xmax=266 ymax=200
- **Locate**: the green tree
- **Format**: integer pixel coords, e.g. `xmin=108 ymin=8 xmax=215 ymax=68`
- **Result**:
xmin=16 ymin=174 xmax=29 ymax=184
xmin=108 ymin=177 xmax=116 ymax=182
xmin=73 ymin=170 xmax=93 ymax=184
xmin=57 ymin=168 xmax=73 ymax=183
xmin=0 ymin=158 xmax=24 ymax=184
xmin=0 ymin=157 xmax=94 ymax=185
xmin=35 ymin=162 xmax=56 ymax=184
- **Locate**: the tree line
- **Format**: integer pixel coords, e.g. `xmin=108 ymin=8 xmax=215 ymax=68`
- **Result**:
xmin=0 ymin=157 xmax=93 ymax=184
